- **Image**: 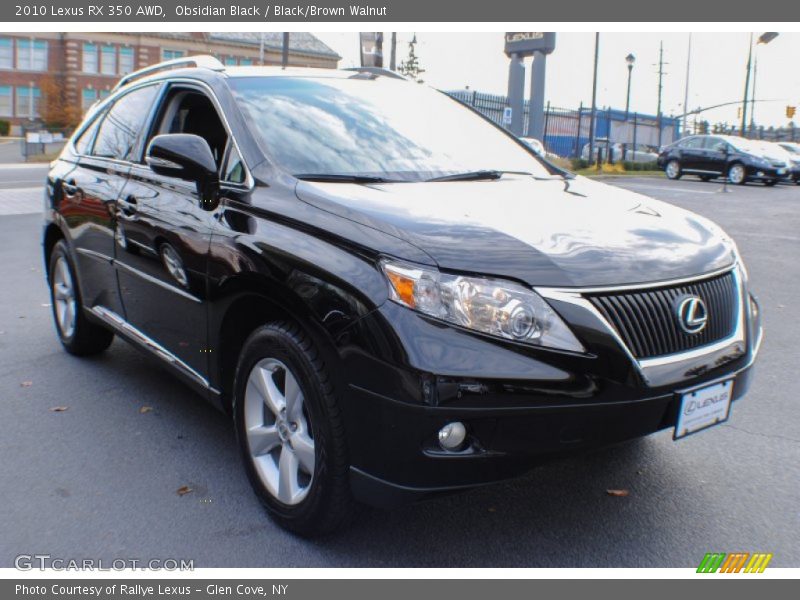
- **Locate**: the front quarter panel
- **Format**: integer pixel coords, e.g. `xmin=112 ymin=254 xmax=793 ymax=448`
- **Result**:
xmin=206 ymin=183 xmax=394 ymax=392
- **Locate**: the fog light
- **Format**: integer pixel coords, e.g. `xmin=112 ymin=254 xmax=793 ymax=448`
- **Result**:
xmin=438 ymin=422 xmax=467 ymax=450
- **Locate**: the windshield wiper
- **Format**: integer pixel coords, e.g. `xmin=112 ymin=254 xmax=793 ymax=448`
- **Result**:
xmin=425 ymin=169 xmax=504 ymax=182
xmin=425 ymin=170 xmax=572 ymax=182
xmin=295 ymin=173 xmax=400 ymax=183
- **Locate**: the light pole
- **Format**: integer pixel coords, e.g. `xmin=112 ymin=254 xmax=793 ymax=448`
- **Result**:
xmin=741 ymin=32 xmax=778 ymax=135
xmin=625 ymin=53 xmax=635 ymax=119
xmin=588 ymin=33 xmax=599 ymax=162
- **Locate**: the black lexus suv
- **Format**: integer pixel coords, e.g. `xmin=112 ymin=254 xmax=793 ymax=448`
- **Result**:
xmin=658 ymin=134 xmax=790 ymax=185
xmin=44 ymin=57 xmax=762 ymax=536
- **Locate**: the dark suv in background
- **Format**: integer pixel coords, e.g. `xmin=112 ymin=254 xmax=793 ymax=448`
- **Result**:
xmin=658 ymin=134 xmax=790 ymax=185
xmin=44 ymin=57 xmax=762 ymax=536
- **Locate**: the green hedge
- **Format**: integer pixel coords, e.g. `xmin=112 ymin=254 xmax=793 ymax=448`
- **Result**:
xmin=0 ymin=120 xmax=9 ymax=136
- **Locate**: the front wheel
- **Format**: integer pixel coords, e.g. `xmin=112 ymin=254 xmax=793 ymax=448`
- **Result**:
xmin=233 ymin=322 xmax=355 ymax=537
xmin=728 ymin=163 xmax=747 ymax=185
xmin=665 ymin=159 xmax=682 ymax=180
xmin=48 ymin=240 xmax=114 ymax=356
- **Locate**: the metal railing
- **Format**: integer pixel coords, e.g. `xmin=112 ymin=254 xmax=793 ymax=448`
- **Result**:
xmin=446 ymin=90 xmax=678 ymax=162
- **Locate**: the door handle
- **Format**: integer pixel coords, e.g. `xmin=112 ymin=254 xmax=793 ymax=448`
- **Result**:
xmin=119 ymin=195 xmax=138 ymax=216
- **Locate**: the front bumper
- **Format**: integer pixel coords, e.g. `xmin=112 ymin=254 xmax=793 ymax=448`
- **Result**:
xmin=339 ymin=271 xmax=762 ymax=508
xmin=348 ymin=362 xmax=756 ymax=507
xmin=746 ymin=164 xmax=790 ymax=181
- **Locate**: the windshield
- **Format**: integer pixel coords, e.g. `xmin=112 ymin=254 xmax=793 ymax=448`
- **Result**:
xmin=780 ymin=142 xmax=800 ymax=155
xmin=228 ymin=76 xmax=551 ymax=181
xmin=729 ymin=138 xmax=782 ymax=156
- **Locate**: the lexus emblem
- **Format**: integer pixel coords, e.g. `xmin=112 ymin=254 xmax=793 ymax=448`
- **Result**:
xmin=676 ymin=296 xmax=708 ymax=334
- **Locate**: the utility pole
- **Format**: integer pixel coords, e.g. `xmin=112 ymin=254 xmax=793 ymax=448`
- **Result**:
xmin=259 ymin=33 xmax=264 ymax=65
xmin=588 ymin=33 xmax=599 ymax=160
xmin=750 ymin=54 xmax=758 ymax=134
xmin=390 ymin=32 xmax=397 ymax=71
xmin=281 ymin=33 xmax=289 ymax=68
xmin=682 ymin=33 xmax=691 ymax=136
xmin=741 ymin=32 xmax=753 ymax=135
xmin=656 ymin=41 xmax=666 ymax=148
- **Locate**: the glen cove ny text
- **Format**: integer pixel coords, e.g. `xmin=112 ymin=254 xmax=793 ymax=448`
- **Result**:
xmin=173 ymin=4 xmax=389 ymax=17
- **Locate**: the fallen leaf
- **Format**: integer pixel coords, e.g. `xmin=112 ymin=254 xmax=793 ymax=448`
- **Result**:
xmin=139 ymin=406 xmax=154 ymax=414
xmin=50 ymin=406 xmax=69 ymax=412
xmin=20 ymin=381 xmax=32 ymax=387
xmin=176 ymin=485 xmax=193 ymax=496
xmin=606 ymin=489 xmax=630 ymax=497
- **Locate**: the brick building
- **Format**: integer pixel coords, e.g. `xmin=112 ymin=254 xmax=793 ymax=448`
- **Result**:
xmin=0 ymin=32 xmax=340 ymax=135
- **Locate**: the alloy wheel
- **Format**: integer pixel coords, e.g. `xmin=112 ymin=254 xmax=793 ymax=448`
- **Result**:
xmin=52 ymin=256 xmax=77 ymax=338
xmin=666 ymin=160 xmax=680 ymax=179
xmin=728 ymin=164 xmax=746 ymax=185
xmin=243 ymin=358 xmax=315 ymax=506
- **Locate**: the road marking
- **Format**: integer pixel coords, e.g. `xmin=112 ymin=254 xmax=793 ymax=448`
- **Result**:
xmin=0 ymin=186 xmax=43 ymax=216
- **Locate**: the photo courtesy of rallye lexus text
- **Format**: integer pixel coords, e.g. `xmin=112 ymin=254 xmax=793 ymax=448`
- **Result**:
xmin=42 ymin=55 xmax=763 ymax=536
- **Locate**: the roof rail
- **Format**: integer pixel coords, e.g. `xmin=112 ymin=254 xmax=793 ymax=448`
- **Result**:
xmin=113 ymin=55 xmax=225 ymax=91
xmin=343 ymin=66 xmax=409 ymax=81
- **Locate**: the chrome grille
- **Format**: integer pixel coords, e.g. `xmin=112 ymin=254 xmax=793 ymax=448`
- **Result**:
xmin=587 ymin=271 xmax=738 ymax=359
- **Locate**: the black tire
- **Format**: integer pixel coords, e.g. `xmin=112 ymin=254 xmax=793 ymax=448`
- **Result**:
xmin=764 ymin=179 xmax=778 ymax=187
xmin=48 ymin=240 xmax=114 ymax=356
xmin=233 ymin=321 xmax=355 ymax=537
xmin=665 ymin=159 xmax=682 ymax=180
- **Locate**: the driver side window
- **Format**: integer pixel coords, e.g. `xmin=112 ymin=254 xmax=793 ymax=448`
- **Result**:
xmin=704 ymin=138 xmax=728 ymax=152
xmin=149 ymin=88 xmax=229 ymax=170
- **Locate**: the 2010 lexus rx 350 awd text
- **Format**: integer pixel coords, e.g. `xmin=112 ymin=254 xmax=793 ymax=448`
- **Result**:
xmin=43 ymin=57 xmax=762 ymax=536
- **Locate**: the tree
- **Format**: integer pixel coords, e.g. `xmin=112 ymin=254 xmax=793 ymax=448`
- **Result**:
xmin=39 ymin=75 xmax=82 ymax=130
xmin=398 ymin=34 xmax=425 ymax=83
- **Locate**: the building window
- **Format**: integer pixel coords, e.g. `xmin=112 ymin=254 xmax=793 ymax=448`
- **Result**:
xmin=82 ymin=88 xmax=97 ymax=112
xmin=0 ymin=38 xmax=12 ymax=69
xmin=119 ymin=47 xmax=134 ymax=75
xmin=239 ymin=58 xmax=253 ymax=66
xmin=15 ymin=85 xmax=41 ymax=119
xmin=17 ymin=39 xmax=48 ymax=71
xmin=101 ymin=45 xmax=116 ymax=75
xmin=224 ymin=56 xmax=237 ymax=66
xmin=83 ymin=43 xmax=98 ymax=73
xmin=0 ymin=86 xmax=12 ymax=117
xmin=162 ymin=49 xmax=184 ymax=61
xmin=99 ymin=89 xmax=111 ymax=100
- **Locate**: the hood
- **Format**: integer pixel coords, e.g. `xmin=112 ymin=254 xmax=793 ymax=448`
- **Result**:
xmin=295 ymin=174 xmax=736 ymax=288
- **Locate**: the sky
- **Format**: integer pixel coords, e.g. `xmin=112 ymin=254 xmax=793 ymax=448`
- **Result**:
xmin=312 ymin=32 xmax=800 ymax=128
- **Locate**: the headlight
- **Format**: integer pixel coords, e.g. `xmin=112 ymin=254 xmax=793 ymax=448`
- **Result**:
xmin=382 ymin=260 xmax=584 ymax=352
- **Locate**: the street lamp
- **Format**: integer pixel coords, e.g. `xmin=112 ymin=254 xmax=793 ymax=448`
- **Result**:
xmin=625 ymin=53 xmax=635 ymax=119
xmin=741 ymin=32 xmax=778 ymax=135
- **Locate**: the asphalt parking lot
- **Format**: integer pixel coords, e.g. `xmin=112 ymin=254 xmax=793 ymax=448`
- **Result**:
xmin=0 ymin=167 xmax=798 ymax=568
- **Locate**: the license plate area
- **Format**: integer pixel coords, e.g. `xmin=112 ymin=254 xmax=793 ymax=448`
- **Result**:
xmin=674 ymin=379 xmax=734 ymax=440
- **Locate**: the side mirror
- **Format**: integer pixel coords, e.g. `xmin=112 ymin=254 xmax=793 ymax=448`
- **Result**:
xmin=146 ymin=134 xmax=220 ymax=211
